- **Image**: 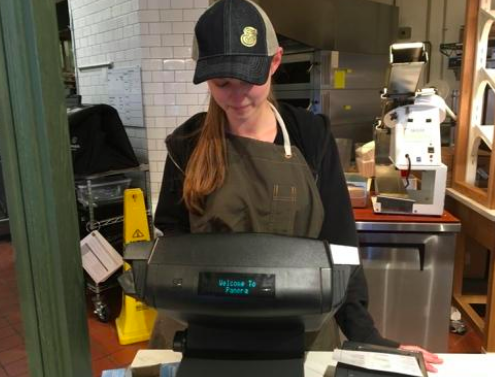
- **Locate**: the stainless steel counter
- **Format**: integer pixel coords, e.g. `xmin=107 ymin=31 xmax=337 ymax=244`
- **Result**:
xmin=356 ymin=221 xmax=460 ymax=233
xmin=355 ymin=214 xmax=460 ymax=352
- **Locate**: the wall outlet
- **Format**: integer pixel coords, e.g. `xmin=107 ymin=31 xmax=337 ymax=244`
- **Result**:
xmin=398 ymin=27 xmax=412 ymax=40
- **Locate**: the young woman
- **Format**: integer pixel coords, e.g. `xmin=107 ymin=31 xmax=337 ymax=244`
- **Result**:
xmin=152 ymin=0 xmax=442 ymax=372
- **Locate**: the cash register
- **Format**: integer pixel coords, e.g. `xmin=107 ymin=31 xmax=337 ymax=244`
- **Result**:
xmin=120 ymin=233 xmax=425 ymax=377
xmin=120 ymin=232 xmax=356 ymax=377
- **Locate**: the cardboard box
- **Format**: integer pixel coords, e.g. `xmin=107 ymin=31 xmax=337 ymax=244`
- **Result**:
xmin=80 ymin=230 xmax=123 ymax=284
xmin=131 ymin=350 xmax=182 ymax=377
xmin=356 ymin=157 xmax=375 ymax=178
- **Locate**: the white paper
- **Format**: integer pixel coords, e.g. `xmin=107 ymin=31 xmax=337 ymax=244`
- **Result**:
xmin=332 ymin=349 xmax=423 ymax=377
xmin=330 ymin=244 xmax=360 ymax=265
xmin=80 ymin=231 xmax=123 ymax=284
xmin=107 ymin=66 xmax=144 ymax=127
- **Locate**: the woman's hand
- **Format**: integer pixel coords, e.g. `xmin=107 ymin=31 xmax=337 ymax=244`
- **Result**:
xmin=399 ymin=344 xmax=444 ymax=373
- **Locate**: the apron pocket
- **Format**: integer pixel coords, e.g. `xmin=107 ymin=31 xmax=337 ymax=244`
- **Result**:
xmin=191 ymin=211 xmax=249 ymax=233
xmin=269 ymin=184 xmax=297 ymax=235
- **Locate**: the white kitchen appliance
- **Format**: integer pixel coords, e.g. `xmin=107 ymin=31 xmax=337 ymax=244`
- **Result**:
xmin=372 ymin=43 xmax=449 ymax=216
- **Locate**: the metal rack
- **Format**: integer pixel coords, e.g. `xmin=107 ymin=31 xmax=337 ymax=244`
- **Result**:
xmin=76 ymin=164 xmax=150 ymax=231
xmin=75 ymin=163 xmax=150 ymax=321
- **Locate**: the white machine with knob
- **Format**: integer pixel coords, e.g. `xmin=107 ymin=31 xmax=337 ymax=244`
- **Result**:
xmin=372 ymin=42 xmax=450 ymax=216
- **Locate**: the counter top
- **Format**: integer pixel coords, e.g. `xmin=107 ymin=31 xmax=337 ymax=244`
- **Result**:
xmin=129 ymin=350 xmax=495 ymax=377
xmin=353 ymin=206 xmax=461 ymax=233
xmin=354 ymin=206 xmax=459 ymax=223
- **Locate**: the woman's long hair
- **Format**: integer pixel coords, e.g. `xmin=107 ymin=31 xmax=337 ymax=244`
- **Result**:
xmin=183 ymin=89 xmax=277 ymax=215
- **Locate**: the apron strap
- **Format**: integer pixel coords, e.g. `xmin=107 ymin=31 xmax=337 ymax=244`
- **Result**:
xmin=269 ymin=103 xmax=292 ymax=158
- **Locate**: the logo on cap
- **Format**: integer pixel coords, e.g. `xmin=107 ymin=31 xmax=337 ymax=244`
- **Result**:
xmin=240 ymin=26 xmax=258 ymax=47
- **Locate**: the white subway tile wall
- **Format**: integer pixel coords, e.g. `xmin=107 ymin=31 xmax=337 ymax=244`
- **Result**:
xmin=69 ymin=0 xmax=147 ymax=163
xmin=69 ymin=0 xmax=210 ymax=206
xmin=139 ymin=0 xmax=209 ymax=202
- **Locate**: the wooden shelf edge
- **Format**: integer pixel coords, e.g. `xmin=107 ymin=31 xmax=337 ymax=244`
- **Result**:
xmin=453 ymin=294 xmax=485 ymax=339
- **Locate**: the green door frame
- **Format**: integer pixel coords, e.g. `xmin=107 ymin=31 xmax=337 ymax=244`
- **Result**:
xmin=0 ymin=0 xmax=91 ymax=376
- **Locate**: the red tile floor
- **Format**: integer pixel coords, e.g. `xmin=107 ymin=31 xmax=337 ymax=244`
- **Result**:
xmin=0 ymin=238 xmax=147 ymax=377
xmin=0 ymin=238 xmax=484 ymax=377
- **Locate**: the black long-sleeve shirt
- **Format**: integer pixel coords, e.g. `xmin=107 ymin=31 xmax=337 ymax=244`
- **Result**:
xmin=154 ymin=102 xmax=399 ymax=348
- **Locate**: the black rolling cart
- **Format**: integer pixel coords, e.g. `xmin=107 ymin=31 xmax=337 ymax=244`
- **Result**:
xmin=75 ymin=164 xmax=150 ymax=322
xmin=67 ymin=103 xmax=147 ymax=322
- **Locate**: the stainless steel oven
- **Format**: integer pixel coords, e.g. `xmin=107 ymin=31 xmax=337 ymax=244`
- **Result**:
xmin=274 ymin=89 xmax=327 ymax=114
xmin=273 ymin=50 xmax=388 ymax=145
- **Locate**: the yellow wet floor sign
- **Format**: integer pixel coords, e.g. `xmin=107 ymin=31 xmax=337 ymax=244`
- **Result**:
xmin=116 ymin=188 xmax=157 ymax=345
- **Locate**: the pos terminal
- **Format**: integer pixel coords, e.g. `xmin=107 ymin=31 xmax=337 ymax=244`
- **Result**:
xmin=120 ymin=233 xmax=356 ymax=377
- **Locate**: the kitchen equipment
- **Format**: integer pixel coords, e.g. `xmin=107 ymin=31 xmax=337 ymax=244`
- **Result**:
xmin=120 ymin=233 xmax=357 ymax=377
xmin=372 ymin=43 xmax=449 ymax=216
xmin=274 ymin=50 xmax=389 ymax=146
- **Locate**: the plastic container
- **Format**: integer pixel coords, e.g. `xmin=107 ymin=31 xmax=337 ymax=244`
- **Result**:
xmin=77 ymin=176 xmax=131 ymax=207
xmin=345 ymin=173 xmax=369 ymax=208
xmin=347 ymin=185 xmax=368 ymax=208
xmin=356 ymin=157 xmax=375 ymax=178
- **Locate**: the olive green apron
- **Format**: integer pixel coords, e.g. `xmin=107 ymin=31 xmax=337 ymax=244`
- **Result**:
xmin=149 ymin=104 xmax=340 ymax=351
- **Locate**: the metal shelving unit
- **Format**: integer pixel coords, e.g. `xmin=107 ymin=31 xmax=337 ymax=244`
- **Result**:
xmin=75 ymin=163 xmax=150 ymax=321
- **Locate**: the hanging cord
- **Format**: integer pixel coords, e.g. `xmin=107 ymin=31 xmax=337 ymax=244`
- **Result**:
xmin=404 ymin=154 xmax=412 ymax=188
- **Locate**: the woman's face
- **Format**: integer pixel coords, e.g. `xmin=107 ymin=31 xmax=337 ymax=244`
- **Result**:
xmin=207 ymin=77 xmax=271 ymax=122
xmin=206 ymin=47 xmax=283 ymax=124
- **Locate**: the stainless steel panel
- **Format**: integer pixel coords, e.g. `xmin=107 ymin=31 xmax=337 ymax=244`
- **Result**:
xmin=274 ymin=91 xmax=379 ymax=144
xmin=275 ymin=51 xmax=388 ymax=91
xmin=358 ymin=231 xmax=457 ymax=352
xmin=258 ymin=0 xmax=398 ymax=54
xmin=330 ymin=123 xmax=374 ymax=145
xmin=327 ymin=52 xmax=388 ymax=89
xmin=333 ymin=0 xmax=398 ymax=54
xmin=273 ymin=52 xmax=316 ymax=91
xmin=326 ymin=89 xmax=381 ymax=125
xmin=274 ymin=49 xmax=388 ymax=145
xmin=386 ymin=43 xmax=427 ymax=94
xmin=356 ymin=221 xmax=461 ymax=233
xmin=274 ymin=89 xmax=322 ymax=113
xmin=387 ymin=63 xmax=426 ymax=95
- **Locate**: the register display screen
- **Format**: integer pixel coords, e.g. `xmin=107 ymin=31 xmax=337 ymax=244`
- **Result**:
xmin=198 ymin=272 xmax=275 ymax=298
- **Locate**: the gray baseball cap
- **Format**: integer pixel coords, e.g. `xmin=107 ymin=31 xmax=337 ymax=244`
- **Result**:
xmin=192 ymin=0 xmax=279 ymax=85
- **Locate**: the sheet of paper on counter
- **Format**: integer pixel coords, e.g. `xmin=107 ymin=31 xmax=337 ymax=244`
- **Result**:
xmin=330 ymin=244 xmax=360 ymax=265
xmin=332 ymin=349 xmax=423 ymax=377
